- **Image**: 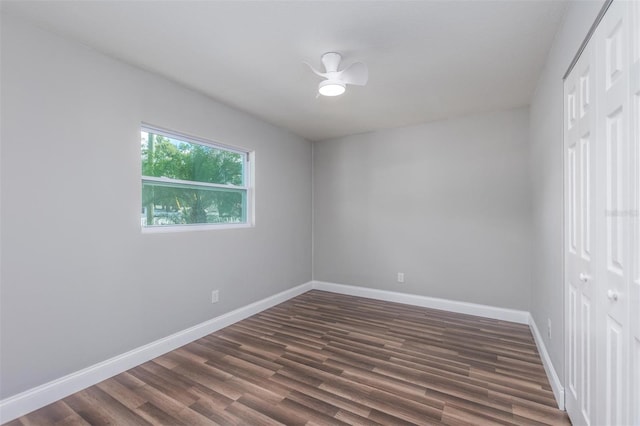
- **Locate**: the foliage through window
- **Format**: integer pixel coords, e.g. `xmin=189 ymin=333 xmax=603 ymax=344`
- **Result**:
xmin=141 ymin=126 xmax=250 ymax=229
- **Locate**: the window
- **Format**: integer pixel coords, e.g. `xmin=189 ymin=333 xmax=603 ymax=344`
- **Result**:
xmin=141 ymin=125 xmax=251 ymax=230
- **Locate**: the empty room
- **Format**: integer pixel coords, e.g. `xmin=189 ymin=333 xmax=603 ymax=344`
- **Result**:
xmin=0 ymin=0 xmax=638 ymax=425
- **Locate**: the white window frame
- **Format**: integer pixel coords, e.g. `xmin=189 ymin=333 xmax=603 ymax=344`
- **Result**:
xmin=141 ymin=124 xmax=254 ymax=233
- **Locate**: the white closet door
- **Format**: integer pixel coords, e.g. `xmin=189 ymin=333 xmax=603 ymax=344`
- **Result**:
xmin=629 ymin=1 xmax=640 ymax=424
xmin=594 ymin=1 xmax=632 ymax=425
xmin=564 ymin=36 xmax=597 ymax=426
xmin=566 ymin=2 xmax=639 ymax=424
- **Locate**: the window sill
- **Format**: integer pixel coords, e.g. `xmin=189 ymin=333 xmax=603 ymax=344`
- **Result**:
xmin=141 ymin=223 xmax=253 ymax=234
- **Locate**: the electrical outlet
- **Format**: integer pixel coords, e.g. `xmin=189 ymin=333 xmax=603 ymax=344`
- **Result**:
xmin=547 ymin=318 xmax=551 ymax=340
xmin=212 ymin=290 xmax=219 ymax=303
xmin=397 ymin=272 xmax=405 ymax=283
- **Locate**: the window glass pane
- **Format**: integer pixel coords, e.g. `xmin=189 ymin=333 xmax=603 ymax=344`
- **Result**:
xmin=142 ymin=181 xmax=246 ymax=226
xmin=141 ymin=131 xmax=244 ymax=186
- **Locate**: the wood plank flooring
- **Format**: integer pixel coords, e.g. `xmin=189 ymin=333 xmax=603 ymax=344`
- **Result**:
xmin=6 ymin=290 xmax=571 ymax=425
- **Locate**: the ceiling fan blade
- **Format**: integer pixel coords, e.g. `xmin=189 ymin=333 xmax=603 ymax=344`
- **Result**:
xmin=303 ymin=62 xmax=328 ymax=78
xmin=338 ymin=62 xmax=368 ymax=86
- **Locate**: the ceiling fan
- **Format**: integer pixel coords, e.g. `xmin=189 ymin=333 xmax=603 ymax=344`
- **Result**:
xmin=305 ymin=52 xmax=368 ymax=97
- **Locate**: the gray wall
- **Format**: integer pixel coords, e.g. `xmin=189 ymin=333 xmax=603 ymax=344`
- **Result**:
xmin=0 ymin=15 xmax=312 ymax=398
xmin=528 ymin=0 xmax=605 ymax=385
xmin=313 ymin=108 xmax=533 ymax=310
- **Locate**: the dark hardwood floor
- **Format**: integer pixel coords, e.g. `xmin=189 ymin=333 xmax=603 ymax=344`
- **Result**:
xmin=6 ymin=290 xmax=571 ymax=425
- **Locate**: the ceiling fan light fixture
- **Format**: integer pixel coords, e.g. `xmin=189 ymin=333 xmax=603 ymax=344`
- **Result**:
xmin=318 ymin=80 xmax=346 ymax=97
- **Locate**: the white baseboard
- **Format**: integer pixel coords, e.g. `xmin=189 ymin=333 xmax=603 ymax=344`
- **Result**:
xmin=311 ymin=281 xmax=530 ymax=324
xmin=0 ymin=281 xmax=313 ymax=424
xmin=529 ymin=315 xmax=565 ymax=410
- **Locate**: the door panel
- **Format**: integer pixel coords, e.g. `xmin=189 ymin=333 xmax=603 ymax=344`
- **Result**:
xmin=580 ymin=294 xmax=592 ymax=422
xmin=569 ymin=140 xmax=578 ymax=254
xmin=605 ymin=109 xmax=625 ymax=275
xmin=581 ymin=135 xmax=592 ymax=261
xmin=629 ymin=1 xmax=640 ymax=424
xmin=565 ymin=37 xmax=596 ymax=426
xmin=569 ymin=283 xmax=578 ymax=399
xmin=595 ymin=2 xmax=631 ymax=425
xmin=605 ymin=316 xmax=623 ymax=425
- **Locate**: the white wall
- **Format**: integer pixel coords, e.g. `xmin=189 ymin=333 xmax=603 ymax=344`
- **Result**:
xmin=0 ymin=15 xmax=312 ymax=399
xmin=528 ymin=0 xmax=605 ymax=386
xmin=314 ymin=108 xmax=533 ymax=310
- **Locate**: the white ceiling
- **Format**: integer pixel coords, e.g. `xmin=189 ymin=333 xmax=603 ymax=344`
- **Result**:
xmin=2 ymin=0 xmax=567 ymax=142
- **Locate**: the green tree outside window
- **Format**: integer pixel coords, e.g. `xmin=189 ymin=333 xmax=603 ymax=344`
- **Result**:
xmin=141 ymin=130 xmax=248 ymax=227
